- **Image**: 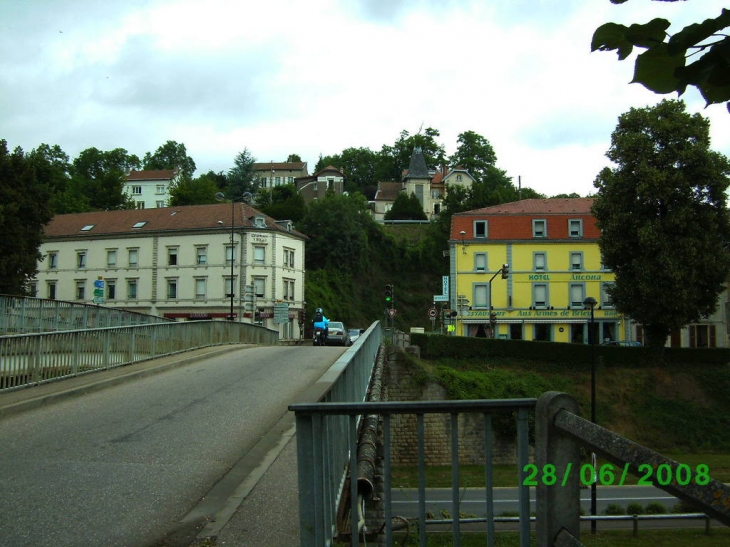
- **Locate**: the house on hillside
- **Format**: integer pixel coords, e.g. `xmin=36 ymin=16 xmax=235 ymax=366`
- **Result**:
xmin=253 ymin=161 xmax=309 ymax=188
xmin=295 ymin=165 xmax=346 ymax=205
xmin=449 ymin=198 xmax=728 ymax=347
xmin=124 ymin=169 xmax=180 ymax=209
xmin=371 ymin=147 xmax=476 ymax=221
xmin=30 ymin=203 xmax=307 ymax=340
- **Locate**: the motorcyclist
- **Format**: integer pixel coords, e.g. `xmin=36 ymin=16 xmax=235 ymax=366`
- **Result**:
xmin=313 ymin=308 xmax=329 ymax=342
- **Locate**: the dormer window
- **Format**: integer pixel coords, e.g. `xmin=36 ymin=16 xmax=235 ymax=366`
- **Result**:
xmin=80 ymin=224 xmax=95 ymax=232
xmin=254 ymin=216 xmax=266 ymax=228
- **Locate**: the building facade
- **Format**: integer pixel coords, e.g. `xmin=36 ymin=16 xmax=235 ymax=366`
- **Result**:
xmin=295 ymin=165 xmax=346 ymax=205
xmin=123 ymin=169 xmax=179 ymax=209
xmin=253 ymin=161 xmax=309 ymax=188
xmin=450 ymin=198 xmax=728 ymax=347
xmin=371 ymin=148 xmax=476 ymax=221
xmin=32 ymin=203 xmax=307 ymax=340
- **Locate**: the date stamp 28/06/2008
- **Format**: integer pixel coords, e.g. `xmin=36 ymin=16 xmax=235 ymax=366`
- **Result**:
xmin=522 ymin=462 xmax=711 ymax=487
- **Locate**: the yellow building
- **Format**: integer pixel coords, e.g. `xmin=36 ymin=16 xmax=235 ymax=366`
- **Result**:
xmin=450 ymin=198 xmax=629 ymax=343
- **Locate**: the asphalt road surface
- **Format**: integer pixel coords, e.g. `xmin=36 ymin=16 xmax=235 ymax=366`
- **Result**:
xmin=0 ymin=345 xmax=344 ymax=547
xmin=390 ymin=485 xmax=681 ymax=517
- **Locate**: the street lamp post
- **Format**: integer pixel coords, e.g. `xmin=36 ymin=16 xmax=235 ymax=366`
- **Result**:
xmin=583 ymin=295 xmax=598 ymax=533
xmin=216 ymin=192 xmax=237 ymax=321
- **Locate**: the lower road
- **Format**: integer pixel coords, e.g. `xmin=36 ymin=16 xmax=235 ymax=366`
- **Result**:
xmin=0 ymin=345 xmax=344 ymax=547
xmin=391 ymin=485 xmax=680 ymax=516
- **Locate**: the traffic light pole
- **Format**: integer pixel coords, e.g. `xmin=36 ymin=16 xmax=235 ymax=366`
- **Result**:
xmin=487 ymin=264 xmax=509 ymax=339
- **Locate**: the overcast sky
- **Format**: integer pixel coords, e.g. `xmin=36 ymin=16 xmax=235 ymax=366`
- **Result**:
xmin=1 ymin=0 xmax=728 ymax=197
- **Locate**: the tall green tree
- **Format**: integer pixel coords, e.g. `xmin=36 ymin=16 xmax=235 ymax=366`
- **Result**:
xmin=143 ymin=140 xmax=196 ymax=178
xmin=226 ymin=148 xmax=257 ymax=198
xmin=168 ymin=173 xmax=220 ymax=206
xmin=592 ymin=1 xmax=730 ymax=111
xmin=592 ymin=99 xmax=730 ymax=348
xmin=27 ymin=144 xmax=89 ymax=214
xmin=72 ymin=147 xmax=139 ymax=211
xmin=384 ymin=192 xmax=428 ymax=221
xmin=286 ymin=153 xmax=302 ymax=162
xmin=0 ymin=141 xmax=53 ymax=294
xmin=449 ymin=130 xmax=498 ymax=182
xmin=297 ymin=193 xmax=373 ymax=273
xmin=256 ymin=184 xmax=306 ymax=222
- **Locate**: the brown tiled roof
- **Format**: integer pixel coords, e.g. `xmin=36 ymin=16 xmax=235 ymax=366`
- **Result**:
xmin=314 ymin=165 xmax=345 ymax=177
xmin=252 ymin=162 xmax=307 ymax=172
xmin=126 ymin=169 xmax=177 ymax=181
xmin=374 ymin=182 xmax=403 ymax=201
xmin=458 ymin=198 xmax=595 ymax=216
xmin=42 ymin=203 xmax=306 ymax=239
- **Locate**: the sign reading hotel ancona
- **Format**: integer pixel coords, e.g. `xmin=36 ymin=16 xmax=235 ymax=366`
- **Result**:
xmin=526 ymin=274 xmax=605 ymax=281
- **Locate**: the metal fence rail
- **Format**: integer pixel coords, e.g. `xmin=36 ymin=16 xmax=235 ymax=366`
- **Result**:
xmin=290 ymin=397 xmax=538 ymax=547
xmin=537 ymin=391 xmax=730 ymax=547
xmin=0 ymin=320 xmax=278 ymax=391
xmin=0 ymin=295 xmax=172 ymax=335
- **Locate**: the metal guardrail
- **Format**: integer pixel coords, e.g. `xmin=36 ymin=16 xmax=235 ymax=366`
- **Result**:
xmin=291 ymin=396 xmax=537 ymax=547
xmin=0 ymin=320 xmax=278 ymax=391
xmin=0 ymin=295 xmax=172 ymax=335
xmin=537 ymin=391 xmax=730 ymax=547
xmin=289 ymin=323 xmax=384 ymax=547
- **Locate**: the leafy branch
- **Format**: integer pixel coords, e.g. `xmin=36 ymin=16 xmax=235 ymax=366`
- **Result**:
xmin=592 ymin=5 xmax=730 ymax=111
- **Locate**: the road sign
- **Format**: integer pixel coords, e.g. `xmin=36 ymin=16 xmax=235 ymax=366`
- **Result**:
xmin=93 ymin=280 xmax=104 ymax=289
xmin=428 ymin=307 xmax=437 ymax=318
xmin=387 ymin=309 xmax=396 ymax=318
xmin=93 ymin=288 xmax=104 ymax=297
xmin=273 ymin=302 xmax=289 ymax=324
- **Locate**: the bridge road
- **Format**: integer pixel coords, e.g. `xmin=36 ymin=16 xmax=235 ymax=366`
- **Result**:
xmin=0 ymin=344 xmax=347 ymax=547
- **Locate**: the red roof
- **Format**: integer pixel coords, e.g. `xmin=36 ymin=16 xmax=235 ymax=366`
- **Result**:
xmin=42 ymin=203 xmax=306 ymax=239
xmin=126 ymin=169 xmax=177 ymax=181
xmin=458 ymin=198 xmax=595 ymax=216
xmin=452 ymin=198 xmax=599 ymax=240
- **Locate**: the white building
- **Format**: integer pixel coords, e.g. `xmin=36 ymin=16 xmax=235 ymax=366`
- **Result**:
xmin=33 ymin=203 xmax=307 ymax=339
xmin=123 ymin=169 xmax=180 ymax=209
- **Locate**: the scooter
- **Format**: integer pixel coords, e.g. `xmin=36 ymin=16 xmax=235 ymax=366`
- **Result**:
xmin=313 ymin=326 xmax=327 ymax=346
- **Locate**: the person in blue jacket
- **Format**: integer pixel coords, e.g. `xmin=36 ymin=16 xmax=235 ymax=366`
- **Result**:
xmin=313 ymin=308 xmax=329 ymax=341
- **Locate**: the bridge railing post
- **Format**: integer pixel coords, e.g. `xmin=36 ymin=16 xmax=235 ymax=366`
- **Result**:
xmin=536 ymin=391 xmax=581 ymax=546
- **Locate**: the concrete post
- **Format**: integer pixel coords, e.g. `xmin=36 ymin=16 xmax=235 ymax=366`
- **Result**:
xmin=536 ymin=391 xmax=581 ymax=547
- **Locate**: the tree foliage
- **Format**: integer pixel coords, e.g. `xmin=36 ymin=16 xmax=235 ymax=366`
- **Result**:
xmin=71 ymin=147 xmax=138 ymax=211
xmin=227 ymin=148 xmax=257 ymax=198
xmin=256 ymin=184 xmax=306 ymax=223
xmin=449 ymin=130 xmax=498 ymax=182
xmin=0 ymin=141 xmax=53 ymax=294
xmin=297 ymin=193 xmax=375 ymax=273
xmin=385 ymin=192 xmax=428 ymax=221
xmin=143 ymin=140 xmax=196 ymax=178
xmin=592 ymin=99 xmax=730 ymax=347
xmin=168 ymin=173 xmax=220 ymax=206
xmin=592 ymin=2 xmax=730 ymax=110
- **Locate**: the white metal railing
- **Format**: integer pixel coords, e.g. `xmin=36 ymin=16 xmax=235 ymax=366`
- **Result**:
xmin=0 ymin=320 xmax=278 ymax=391
xmin=0 ymin=295 xmax=172 ymax=335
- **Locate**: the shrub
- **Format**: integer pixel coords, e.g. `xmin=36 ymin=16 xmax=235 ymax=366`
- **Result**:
xmin=604 ymin=503 xmax=625 ymax=515
xmin=626 ymin=502 xmax=644 ymax=515
xmin=645 ymin=502 xmax=667 ymax=514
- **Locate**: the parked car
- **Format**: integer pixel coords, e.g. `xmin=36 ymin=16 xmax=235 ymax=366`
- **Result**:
xmin=348 ymin=328 xmax=363 ymax=344
xmin=601 ymin=340 xmax=642 ymax=347
xmin=327 ymin=321 xmax=350 ymax=346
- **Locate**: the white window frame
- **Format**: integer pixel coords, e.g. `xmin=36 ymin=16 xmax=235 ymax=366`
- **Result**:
xmin=77 ymin=251 xmax=86 ymax=269
xmin=107 ymin=249 xmax=117 ymax=268
xmin=533 ymin=219 xmax=547 ymax=238
xmin=569 ymin=283 xmax=585 ymax=308
xmin=254 ymin=246 xmax=265 ymax=265
xmin=127 ymin=279 xmax=138 ymax=300
xmin=533 ymin=284 xmax=548 ymax=308
xmin=167 ymin=279 xmax=178 ymax=300
xmin=534 ymin=252 xmax=547 ymax=272
xmin=128 ymin=249 xmax=139 ymax=268
xmin=196 ymin=246 xmax=207 ymax=265
xmin=568 ymin=218 xmax=583 ymax=238
xmin=474 ymin=220 xmax=488 ymax=239
xmin=195 ymin=278 xmax=207 ymax=299
xmin=474 ymin=253 xmax=487 ymax=272
xmin=570 ymin=252 xmax=583 ymax=271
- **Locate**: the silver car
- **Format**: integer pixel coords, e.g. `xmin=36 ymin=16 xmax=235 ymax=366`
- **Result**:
xmin=327 ymin=321 xmax=349 ymax=346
